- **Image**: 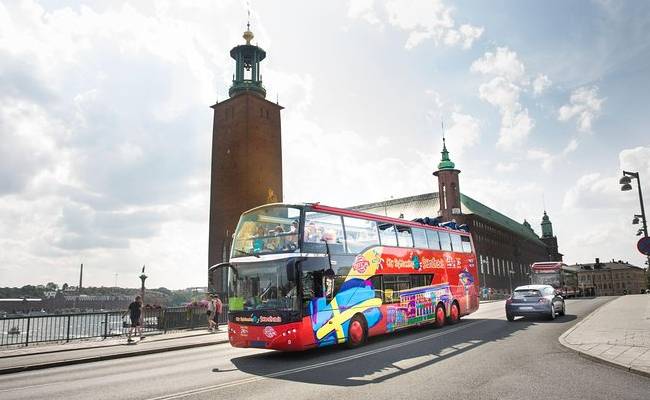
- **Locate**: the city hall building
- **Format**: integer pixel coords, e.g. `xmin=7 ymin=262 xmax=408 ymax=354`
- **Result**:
xmin=351 ymin=141 xmax=563 ymax=295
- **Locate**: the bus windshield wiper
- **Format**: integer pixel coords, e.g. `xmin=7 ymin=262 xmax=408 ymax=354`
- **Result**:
xmin=234 ymin=249 xmax=260 ymax=258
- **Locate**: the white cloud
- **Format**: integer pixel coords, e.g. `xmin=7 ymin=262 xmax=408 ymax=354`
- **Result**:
xmin=563 ymin=138 xmax=579 ymax=155
xmin=471 ymin=47 xmax=551 ymax=150
xmin=348 ymin=0 xmax=484 ymax=49
xmin=532 ymin=74 xmax=551 ymax=95
xmin=471 ymin=47 xmax=526 ymax=83
xmin=347 ymin=0 xmax=381 ymax=25
xmin=444 ymin=111 xmax=480 ymax=156
xmin=0 ymin=0 xmax=247 ymax=287
xmin=527 ymin=148 xmax=554 ymax=172
xmin=558 ymin=86 xmax=605 ymax=133
xmin=495 ymin=162 xmax=518 ymax=172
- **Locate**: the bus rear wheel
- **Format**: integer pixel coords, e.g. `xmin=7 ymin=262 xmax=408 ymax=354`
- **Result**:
xmin=434 ymin=304 xmax=446 ymax=328
xmin=447 ymin=302 xmax=460 ymax=325
xmin=346 ymin=315 xmax=367 ymax=348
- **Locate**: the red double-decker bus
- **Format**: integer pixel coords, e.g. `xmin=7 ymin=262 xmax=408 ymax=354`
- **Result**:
xmin=210 ymin=203 xmax=479 ymax=351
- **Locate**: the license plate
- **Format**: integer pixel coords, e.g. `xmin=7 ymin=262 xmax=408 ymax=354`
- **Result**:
xmin=518 ymin=306 xmax=533 ymax=310
xmin=250 ymin=341 xmax=267 ymax=348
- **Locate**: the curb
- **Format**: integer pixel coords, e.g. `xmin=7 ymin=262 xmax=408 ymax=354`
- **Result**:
xmin=558 ymin=297 xmax=650 ymax=379
xmin=0 ymin=338 xmax=229 ymax=375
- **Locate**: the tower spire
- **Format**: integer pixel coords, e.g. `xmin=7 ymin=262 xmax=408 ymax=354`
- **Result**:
xmin=437 ymin=121 xmax=455 ymax=171
xmin=229 ymin=14 xmax=267 ymax=98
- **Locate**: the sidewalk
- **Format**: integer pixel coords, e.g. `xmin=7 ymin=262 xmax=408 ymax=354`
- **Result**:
xmin=0 ymin=328 xmax=228 ymax=375
xmin=559 ymin=294 xmax=650 ymax=378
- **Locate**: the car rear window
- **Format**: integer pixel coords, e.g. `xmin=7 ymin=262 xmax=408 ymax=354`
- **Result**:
xmin=513 ymin=290 xmax=542 ymax=298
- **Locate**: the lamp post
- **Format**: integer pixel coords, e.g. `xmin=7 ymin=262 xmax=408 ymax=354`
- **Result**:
xmin=139 ymin=265 xmax=148 ymax=304
xmin=620 ymin=171 xmax=650 ymax=285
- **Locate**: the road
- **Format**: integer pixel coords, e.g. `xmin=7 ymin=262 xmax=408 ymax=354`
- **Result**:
xmin=1 ymin=298 xmax=649 ymax=400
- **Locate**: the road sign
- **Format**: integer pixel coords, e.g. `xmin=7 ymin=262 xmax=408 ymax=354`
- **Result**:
xmin=637 ymin=237 xmax=650 ymax=256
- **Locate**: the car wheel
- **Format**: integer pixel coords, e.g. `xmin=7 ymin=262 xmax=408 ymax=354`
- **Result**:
xmin=559 ymin=302 xmax=565 ymax=316
xmin=434 ymin=304 xmax=446 ymax=328
xmin=506 ymin=313 xmax=515 ymax=322
xmin=549 ymin=305 xmax=556 ymax=320
xmin=346 ymin=314 xmax=367 ymax=348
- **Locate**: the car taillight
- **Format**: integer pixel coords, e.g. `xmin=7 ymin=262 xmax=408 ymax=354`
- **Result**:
xmin=538 ymin=298 xmax=549 ymax=303
xmin=506 ymin=298 xmax=512 ymax=304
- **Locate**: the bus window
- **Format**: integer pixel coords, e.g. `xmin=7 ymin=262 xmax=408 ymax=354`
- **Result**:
xmin=396 ymin=225 xmax=413 ymax=247
xmin=461 ymin=236 xmax=472 ymax=253
xmin=425 ymin=229 xmax=441 ymax=250
xmin=304 ymin=212 xmax=345 ymax=253
xmin=378 ymin=223 xmax=398 ymax=246
xmin=369 ymin=275 xmax=383 ymax=299
xmin=410 ymin=274 xmax=433 ymax=288
xmin=439 ymin=231 xmax=452 ymax=251
xmin=343 ymin=217 xmax=380 ymax=253
xmin=383 ymin=274 xmax=410 ymax=303
xmin=450 ymin=234 xmax=462 ymax=252
xmin=411 ymin=228 xmax=428 ymax=248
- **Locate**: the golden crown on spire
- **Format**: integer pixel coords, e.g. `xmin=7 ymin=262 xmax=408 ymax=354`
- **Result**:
xmin=243 ymin=28 xmax=254 ymax=44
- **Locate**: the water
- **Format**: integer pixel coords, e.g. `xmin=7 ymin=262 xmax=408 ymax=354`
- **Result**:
xmin=0 ymin=313 xmax=159 ymax=346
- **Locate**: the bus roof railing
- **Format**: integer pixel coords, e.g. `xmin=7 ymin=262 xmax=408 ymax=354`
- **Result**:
xmin=308 ymin=203 xmax=471 ymax=234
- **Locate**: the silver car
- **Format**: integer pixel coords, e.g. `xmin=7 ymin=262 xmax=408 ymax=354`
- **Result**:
xmin=505 ymin=284 xmax=565 ymax=321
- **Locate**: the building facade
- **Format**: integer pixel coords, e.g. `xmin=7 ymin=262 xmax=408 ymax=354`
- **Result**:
xmin=208 ymin=27 xmax=283 ymax=294
xmin=352 ymin=141 xmax=562 ymax=295
xmin=572 ymin=259 xmax=647 ymax=296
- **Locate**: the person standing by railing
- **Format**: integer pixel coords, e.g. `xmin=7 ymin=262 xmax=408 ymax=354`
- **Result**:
xmin=213 ymin=294 xmax=223 ymax=332
xmin=207 ymin=294 xmax=216 ymax=332
xmin=124 ymin=295 xmax=143 ymax=343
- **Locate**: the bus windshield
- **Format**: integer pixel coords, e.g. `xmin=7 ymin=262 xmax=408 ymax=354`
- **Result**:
xmin=232 ymin=206 xmax=301 ymax=257
xmin=228 ymin=261 xmax=297 ymax=311
xmin=531 ymin=272 xmax=560 ymax=288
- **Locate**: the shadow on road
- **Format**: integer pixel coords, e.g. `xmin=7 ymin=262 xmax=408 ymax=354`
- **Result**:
xmin=511 ymin=314 xmax=577 ymax=324
xmin=229 ymin=314 xmax=577 ymax=387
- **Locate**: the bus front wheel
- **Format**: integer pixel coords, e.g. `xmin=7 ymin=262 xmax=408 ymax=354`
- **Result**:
xmin=346 ymin=314 xmax=367 ymax=348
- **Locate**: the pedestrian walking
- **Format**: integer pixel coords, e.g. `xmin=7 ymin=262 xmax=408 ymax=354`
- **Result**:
xmin=213 ymin=294 xmax=223 ymax=331
xmin=124 ymin=295 xmax=143 ymax=343
xmin=207 ymin=294 xmax=216 ymax=332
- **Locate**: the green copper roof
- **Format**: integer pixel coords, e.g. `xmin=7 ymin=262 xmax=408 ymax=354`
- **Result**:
xmin=349 ymin=192 xmax=545 ymax=244
xmin=438 ymin=139 xmax=456 ymax=170
xmin=460 ymin=194 xmax=542 ymax=241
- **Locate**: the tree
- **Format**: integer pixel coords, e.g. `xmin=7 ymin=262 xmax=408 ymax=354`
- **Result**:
xmin=62 ymin=283 xmax=69 ymax=291
xmin=45 ymin=282 xmax=58 ymax=291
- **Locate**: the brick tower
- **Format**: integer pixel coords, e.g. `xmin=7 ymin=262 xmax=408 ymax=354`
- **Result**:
xmin=208 ymin=26 xmax=283 ymax=293
xmin=433 ymin=138 xmax=462 ymax=221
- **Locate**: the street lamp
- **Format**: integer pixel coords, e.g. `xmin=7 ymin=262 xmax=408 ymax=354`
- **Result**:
xmin=139 ymin=265 xmax=148 ymax=304
xmin=620 ymin=170 xmax=650 ymax=284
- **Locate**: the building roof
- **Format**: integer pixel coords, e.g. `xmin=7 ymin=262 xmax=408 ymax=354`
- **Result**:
xmin=350 ymin=192 xmax=544 ymax=243
xmin=572 ymin=261 xmax=645 ymax=271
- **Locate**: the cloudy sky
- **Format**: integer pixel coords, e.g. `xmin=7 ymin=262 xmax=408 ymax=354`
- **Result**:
xmin=1 ymin=0 xmax=649 ymax=289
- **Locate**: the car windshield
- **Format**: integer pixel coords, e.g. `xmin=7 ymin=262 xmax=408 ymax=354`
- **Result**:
xmin=232 ymin=206 xmax=301 ymax=257
xmin=513 ymin=289 xmax=542 ymax=298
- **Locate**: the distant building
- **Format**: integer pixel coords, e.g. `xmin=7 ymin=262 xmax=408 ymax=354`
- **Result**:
xmin=351 ymin=139 xmax=562 ymax=294
xmin=571 ymin=259 xmax=646 ymax=296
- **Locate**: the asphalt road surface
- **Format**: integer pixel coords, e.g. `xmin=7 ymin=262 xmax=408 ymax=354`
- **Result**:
xmin=2 ymin=298 xmax=649 ymax=400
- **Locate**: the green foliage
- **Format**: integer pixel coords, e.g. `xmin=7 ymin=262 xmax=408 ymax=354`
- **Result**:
xmin=0 ymin=284 xmax=204 ymax=306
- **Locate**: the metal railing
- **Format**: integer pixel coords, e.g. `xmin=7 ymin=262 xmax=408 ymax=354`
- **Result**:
xmin=0 ymin=305 xmax=229 ymax=347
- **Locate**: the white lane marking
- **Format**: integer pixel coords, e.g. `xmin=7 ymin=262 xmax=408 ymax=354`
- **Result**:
xmin=145 ymin=319 xmax=488 ymax=400
xmin=0 ymin=382 xmax=59 ymax=393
